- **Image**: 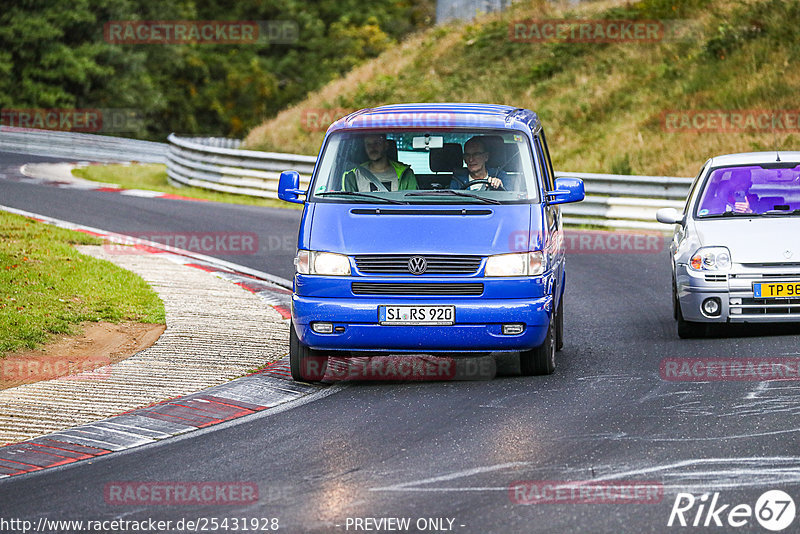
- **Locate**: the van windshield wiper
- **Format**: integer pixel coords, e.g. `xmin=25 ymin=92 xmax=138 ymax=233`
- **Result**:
xmin=404 ymin=190 xmax=501 ymax=205
xmin=317 ymin=191 xmax=407 ymax=204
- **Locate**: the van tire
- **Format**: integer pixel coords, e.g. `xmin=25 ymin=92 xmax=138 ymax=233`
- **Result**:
xmin=520 ymin=319 xmax=556 ymax=376
xmin=289 ymin=321 xmax=328 ymax=382
xmin=555 ymin=295 xmax=564 ymax=352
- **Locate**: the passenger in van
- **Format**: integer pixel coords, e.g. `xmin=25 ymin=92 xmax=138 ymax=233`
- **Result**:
xmin=450 ymin=137 xmax=507 ymax=191
xmin=342 ymin=134 xmax=417 ymax=192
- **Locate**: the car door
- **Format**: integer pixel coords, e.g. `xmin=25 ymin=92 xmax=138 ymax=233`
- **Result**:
xmin=534 ymin=130 xmax=564 ymax=301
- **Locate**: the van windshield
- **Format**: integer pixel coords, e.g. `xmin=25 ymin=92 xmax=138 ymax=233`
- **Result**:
xmin=308 ymin=129 xmax=541 ymax=204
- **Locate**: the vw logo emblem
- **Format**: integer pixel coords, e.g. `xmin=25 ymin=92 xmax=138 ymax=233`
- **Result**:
xmin=408 ymin=256 xmax=427 ymax=275
xmin=785 ymin=250 xmax=794 ymax=259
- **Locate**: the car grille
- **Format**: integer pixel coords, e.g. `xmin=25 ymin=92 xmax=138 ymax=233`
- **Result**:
xmin=351 ymin=282 xmax=483 ymax=296
xmin=354 ymin=255 xmax=482 ymax=275
xmin=705 ymin=274 xmax=727 ymax=282
xmin=732 ymin=297 xmax=800 ymax=316
xmin=728 ymin=266 xmax=800 ymax=317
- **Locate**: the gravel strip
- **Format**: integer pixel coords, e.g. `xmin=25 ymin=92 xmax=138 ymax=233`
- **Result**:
xmin=0 ymin=246 xmax=287 ymax=444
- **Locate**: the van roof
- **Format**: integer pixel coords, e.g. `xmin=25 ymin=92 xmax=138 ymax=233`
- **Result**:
xmin=328 ymin=103 xmax=541 ymax=134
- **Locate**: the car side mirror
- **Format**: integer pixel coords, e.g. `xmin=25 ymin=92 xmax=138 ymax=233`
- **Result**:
xmin=278 ymin=170 xmax=306 ymax=204
xmin=546 ymin=177 xmax=585 ymax=205
xmin=656 ymin=207 xmax=684 ymax=225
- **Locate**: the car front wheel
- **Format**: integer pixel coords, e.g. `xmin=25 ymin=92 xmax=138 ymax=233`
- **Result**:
xmin=520 ymin=319 xmax=556 ymax=376
xmin=674 ymin=286 xmax=708 ymax=339
xmin=289 ymin=321 xmax=328 ymax=382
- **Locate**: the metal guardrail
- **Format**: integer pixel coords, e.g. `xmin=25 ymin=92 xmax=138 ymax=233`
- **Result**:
xmin=0 ymin=127 xmax=168 ymax=163
xmin=166 ymin=134 xmax=315 ymax=198
xmin=557 ymin=172 xmax=691 ymax=230
xmin=0 ymin=128 xmax=690 ymax=230
xmin=166 ymin=134 xmax=691 ymax=229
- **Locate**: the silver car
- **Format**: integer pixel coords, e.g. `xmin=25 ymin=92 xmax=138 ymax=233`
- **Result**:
xmin=657 ymin=151 xmax=800 ymax=338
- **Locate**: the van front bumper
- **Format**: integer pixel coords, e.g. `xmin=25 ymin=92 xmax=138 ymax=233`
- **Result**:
xmin=292 ymin=295 xmax=553 ymax=353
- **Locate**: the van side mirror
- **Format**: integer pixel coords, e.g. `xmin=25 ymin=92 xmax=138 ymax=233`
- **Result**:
xmin=656 ymin=207 xmax=684 ymax=225
xmin=546 ymin=177 xmax=584 ymax=205
xmin=278 ymin=170 xmax=306 ymax=204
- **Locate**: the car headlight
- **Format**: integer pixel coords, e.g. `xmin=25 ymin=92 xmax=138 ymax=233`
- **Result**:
xmin=689 ymin=246 xmax=731 ymax=271
xmin=485 ymin=251 xmax=545 ymax=277
xmin=294 ymin=250 xmax=351 ymax=276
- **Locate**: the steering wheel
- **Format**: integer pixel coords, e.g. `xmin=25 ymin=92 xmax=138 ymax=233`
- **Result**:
xmin=464 ymin=179 xmax=505 ymax=191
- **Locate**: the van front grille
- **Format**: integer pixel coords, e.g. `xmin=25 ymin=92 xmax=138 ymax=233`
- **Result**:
xmin=354 ymin=255 xmax=482 ymax=275
xmin=351 ymin=282 xmax=483 ymax=296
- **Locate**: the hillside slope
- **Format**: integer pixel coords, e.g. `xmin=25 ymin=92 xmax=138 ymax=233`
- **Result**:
xmin=244 ymin=0 xmax=799 ymax=177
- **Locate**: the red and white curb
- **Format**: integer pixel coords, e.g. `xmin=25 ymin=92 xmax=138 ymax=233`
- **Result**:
xmin=17 ymin=162 xmax=208 ymax=202
xmin=0 ymin=204 xmax=293 ymax=309
xmin=0 ymin=358 xmax=327 ymax=478
xmin=0 ymin=206 xmax=322 ymax=479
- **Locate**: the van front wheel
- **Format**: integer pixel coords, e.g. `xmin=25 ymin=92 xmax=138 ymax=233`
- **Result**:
xmin=520 ymin=320 xmax=556 ymax=376
xmin=289 ymin=321 xmax=328 ymax=382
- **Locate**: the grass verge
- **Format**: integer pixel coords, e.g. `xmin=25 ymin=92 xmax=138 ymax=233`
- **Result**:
xmin=72 ymin=163 xmax=300 ymax=209
xmin=0 ymin=211 xmax=165 ymax=355
xmin=244 ymin=0 xmax=800 ymax=177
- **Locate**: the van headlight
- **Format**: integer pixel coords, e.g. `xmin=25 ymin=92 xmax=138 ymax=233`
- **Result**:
xmin=295 ymin=250 xmax=351 ymax=275
xmin=689 ymin=246 xmax=731 ymax=271
xmin=485 ymin=251 xmax=545 ymax=277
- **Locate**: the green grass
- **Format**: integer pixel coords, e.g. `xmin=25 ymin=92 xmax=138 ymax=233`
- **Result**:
xmin=72 ymin=164 xmax=301 ymax=209
xmin=0 ymin=211 xmax=165 ymax=355
xmin=244 ymin=0 xmax=800 ymax=178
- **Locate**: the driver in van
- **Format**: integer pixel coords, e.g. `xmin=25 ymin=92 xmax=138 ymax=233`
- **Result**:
xmin=342 ymin=134 xmax=417 ymax=192
xmin=450 ymin=136 xmax=507 ymax=191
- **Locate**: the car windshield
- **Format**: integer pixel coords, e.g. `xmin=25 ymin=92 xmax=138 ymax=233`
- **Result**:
xmin=308 ymin=129 xmax=540 ymax=204
xmin=695 ymin=163 xmax=800 ymax=218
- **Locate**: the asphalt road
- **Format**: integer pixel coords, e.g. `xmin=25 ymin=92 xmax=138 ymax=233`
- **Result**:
xmin=0 ymin=152 xmax=301 ymax=280
xmin=2 ymin=152 xmax=800 ymax=533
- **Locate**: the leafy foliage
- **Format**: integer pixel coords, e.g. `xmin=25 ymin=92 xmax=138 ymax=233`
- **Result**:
xmin=0 ymin=0 xmax=434 ymax=140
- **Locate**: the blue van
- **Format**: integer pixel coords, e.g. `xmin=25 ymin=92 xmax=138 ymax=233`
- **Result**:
xmin=278 ymin=104 xmax=584 ymax=381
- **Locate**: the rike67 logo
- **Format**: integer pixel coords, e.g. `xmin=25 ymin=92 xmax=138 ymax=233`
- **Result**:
xmin=668 ymin=490 xmax=796 ymax=531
